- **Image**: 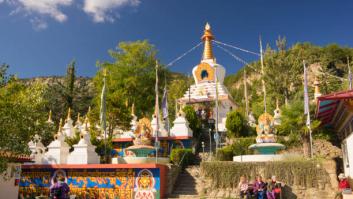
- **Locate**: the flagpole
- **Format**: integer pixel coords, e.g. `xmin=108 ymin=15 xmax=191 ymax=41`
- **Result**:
xmin=101 ymin=69 xmax=107 ymax=163
xmin=348 ymin=57 xmax=352 ymax=90
xmin=155 ymin=61 xmax=159 ymax=163
xmin=303 ymin=60 xmax=313 ymax=158
xmin=259 ymin=36 xmax=267 ymax=113
xmin=244 ymin=69 xmax=249 ymax=117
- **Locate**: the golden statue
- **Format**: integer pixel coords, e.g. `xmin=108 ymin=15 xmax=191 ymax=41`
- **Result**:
xmin=256 ymin=113 xmax=276 ymax=143
xmin=133 ymin=118 xmax=153 ymax=146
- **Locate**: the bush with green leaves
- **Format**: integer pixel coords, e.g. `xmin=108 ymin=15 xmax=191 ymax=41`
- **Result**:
xmin=170 ymin=148 xmax=194 ymax=168
xmin=225 ymin=111 xmax=245 ymax=137
xmin=183 ymin=105 xmax=201 ymax=138
xmin=201 ymin=160 xmax=330 ymax=189
xmin=216 ymin=137 xmax=255 ymax=161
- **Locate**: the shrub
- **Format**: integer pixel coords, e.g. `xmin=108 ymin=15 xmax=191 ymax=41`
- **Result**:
xmin=183 ymin=105 xmax=201 ymax=138
xmin=216 ymin=146 xmax=233 ymax=161
xmin=201 ymin=160 xmax=330 ymax=189
xmin=226 ymin=111 xmax=245 ymax=137
xmin=170 ymin=148 xmax=194 ymax=168
xmin=231 ymin=137 xmax=255 ymax=156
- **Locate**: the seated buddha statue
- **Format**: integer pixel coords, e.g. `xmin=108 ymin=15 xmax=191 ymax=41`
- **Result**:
xmin=256 ymin=113 xmax=276 ymax=143
xmin=133 ymin=118 xmax=152 ymax=146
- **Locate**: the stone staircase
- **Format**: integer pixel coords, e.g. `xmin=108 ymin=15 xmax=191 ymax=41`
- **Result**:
xmin=167 ymin=167 xmax=199 ymax=199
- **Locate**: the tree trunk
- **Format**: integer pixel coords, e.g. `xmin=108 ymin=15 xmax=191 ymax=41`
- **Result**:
xmin=302 ymin=133 xmax=311 ymax=158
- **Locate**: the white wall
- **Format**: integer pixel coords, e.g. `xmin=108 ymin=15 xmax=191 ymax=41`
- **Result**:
xmin=343 ymin=133 xmax=353 ymax=178
xmin=0 ymin=163 xmax=21 ymax=199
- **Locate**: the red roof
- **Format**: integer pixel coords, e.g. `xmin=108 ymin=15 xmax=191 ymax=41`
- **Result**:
xmin=315 ymin=89 xmax=353 ymax=126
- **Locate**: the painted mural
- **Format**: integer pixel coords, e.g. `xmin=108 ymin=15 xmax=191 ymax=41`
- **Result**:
xmin=19 ymin=168 xmax=161 ymax=199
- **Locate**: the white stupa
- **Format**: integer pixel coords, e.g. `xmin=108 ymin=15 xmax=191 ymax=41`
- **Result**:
xmin=151 ymin=114 xmax=169 ymax=137
xmin=62 ymin=108 xmax=75 ymax=138
xmin=67 ymin=118 xmax=100 ymax=164
xmin=43 ymin=119 xmax=70 ymax=164
xmin=28 ymin=134 xmax=46 ymax=164
xmin=178 ymin=23 xmax=236 ymax=131
xmin=170 ymin=110 xmax=193 ymax=138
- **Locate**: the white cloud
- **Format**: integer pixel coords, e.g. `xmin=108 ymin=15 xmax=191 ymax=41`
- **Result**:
xmin=30 ymin=17 xmax=47 ymax=31
xmin=16 ymin=0 xmax=73 ymax=22
xmin=83 ymin=0 xmax=140 ymax=23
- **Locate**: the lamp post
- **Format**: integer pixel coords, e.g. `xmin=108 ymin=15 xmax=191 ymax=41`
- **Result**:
xmin=209 ymin=128 xmax=212 ymax=155
xmin=201 ymin=141 xmax=205 ymax=154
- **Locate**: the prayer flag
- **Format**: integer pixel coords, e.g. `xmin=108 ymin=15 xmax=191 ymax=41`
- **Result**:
xmin=303 ymin=61 xmax=310 ymax=127
xmin=162 ymin=86 xmax=168 ymax=119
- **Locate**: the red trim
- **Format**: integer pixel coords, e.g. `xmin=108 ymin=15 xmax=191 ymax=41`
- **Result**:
xmin=112 ymin=138 xmax=133 ymax=142
xmin=152 ymin=136 xmax=192 ymax=140
xmin=317 ymin=109 xmax=335 ymax=118
xmin=22 ymin=163 xmax=167 ymax=169
xmin=112 ymin=136 xmax=192 ymax=143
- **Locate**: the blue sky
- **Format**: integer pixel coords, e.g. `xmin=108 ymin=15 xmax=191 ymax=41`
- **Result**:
xmin=1 ymin=0 xmax=353 ymax=78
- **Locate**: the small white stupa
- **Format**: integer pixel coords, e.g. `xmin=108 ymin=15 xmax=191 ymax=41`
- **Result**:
xmin=151 ymin=114 xmax=169 ymax=137
xmin=67 ymin=118 xmax=100 ymax=164
xmin=28 ymin=134 xmax=46 ymax=164
xmin=170 ymin=109 xmax=193 ymax=137
xmin=273 ymin=99 xmax=281 ymax=126
xmin=62 ymin=108 xmax=75 ymax=138
xmin=130 ymin=103 xmax=138 ymax=132
xmin=43 ymin=119 xmax=70 ymax=164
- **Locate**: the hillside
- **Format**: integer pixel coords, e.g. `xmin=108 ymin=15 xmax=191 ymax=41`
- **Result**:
xmin=224 ymin=41 xmax=353 ymax=118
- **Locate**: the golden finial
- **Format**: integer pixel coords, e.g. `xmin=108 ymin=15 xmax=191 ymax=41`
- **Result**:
xmin=205 ymin=22 xmax=211 ymax=30
xmin=84 ymin=116 xmax=89 ymax=130
xmin=103 ymin=68 xmax=107 ymax=77
xmin=76 ymin=112 xmax=81 ymax=124
xmin=58 ymin=118 xmax=63 ymax=132
xmin=47 ymin=110 xmax=53 ymax=123
xmin=201 ymin=22 xmax=215 ymax=61
xmin=132 ymin=103 xmax=135 ymax=115
xmin=314 ymin=76 xmax=321 ymax=100
xmin=276 ymin=98 xmax=279 ymax=110
xmin=66 ymin=107 xmax=72 ymax=121
xmin=125 ymin=99 xmax=129 ymax=108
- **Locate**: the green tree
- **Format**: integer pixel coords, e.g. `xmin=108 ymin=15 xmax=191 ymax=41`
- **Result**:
xmin=225 ymin=111 xmax=245 ymax=137
xmin=92 ymin=40 xmax=169 ymax=136
xmin=0 ymin=78 xmax=49 ymax=171
xmin=278 ymin=99 xmax=320 ymax=158
xmin=183 ymin=105 xmax=201 ymax=137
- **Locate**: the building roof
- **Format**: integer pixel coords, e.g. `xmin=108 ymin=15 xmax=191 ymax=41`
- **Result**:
xmin=315 ymin=89 xmax=353 ymax=126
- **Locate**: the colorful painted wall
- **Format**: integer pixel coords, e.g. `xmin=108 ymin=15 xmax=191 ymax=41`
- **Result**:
xmin=19 ymin=164 xmax=167 ymax=199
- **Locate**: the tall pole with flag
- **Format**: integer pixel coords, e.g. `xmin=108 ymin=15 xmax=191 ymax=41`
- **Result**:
xmin=260 ymin=36 xmax=267 ymax=113
xmin=162 ymin=83 xmax=169 ymax=135
xmin=100 ymin=68 xmax=107 ymax=162
xmin=303 ymin=60 xmax=313 ymax=158
xmin=348 ymin=57 xmax=352 ymax=90
xmin=155 ymin=61 xmax=160 ymax=163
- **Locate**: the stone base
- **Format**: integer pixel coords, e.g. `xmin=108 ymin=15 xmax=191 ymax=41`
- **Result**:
xmin=112 ymin=157 xmax=170 ymax=165
xmin=233 ymin=154 xmax=285 ymax=162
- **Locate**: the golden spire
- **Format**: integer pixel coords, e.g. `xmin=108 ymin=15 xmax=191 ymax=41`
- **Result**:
xmin=58 ymin=118 xmax=63 ymax=132
xmin=132 ymin=103 xmax=135 ymax=115
xmin=314 ymin=76 xmax=322 ymax=100
xmin=47 ymin=110 xmax=53 ymax=123
xmin=76 ymin=112 xmax=81 ymax=124
xmin=201 ymin=22 xmax=215 ymax=61
xmin=66 ymin=107 xmax=72 ymax=121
